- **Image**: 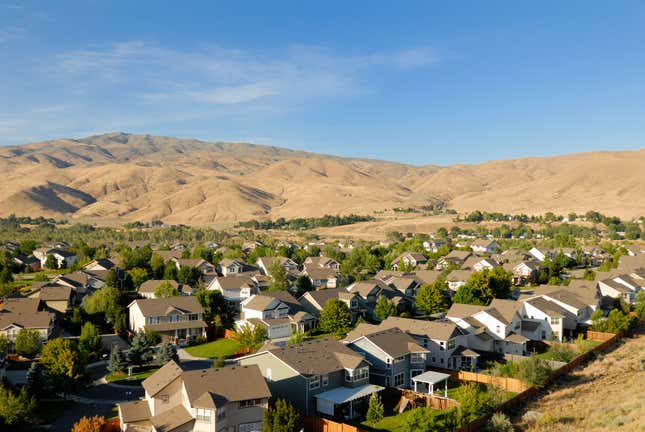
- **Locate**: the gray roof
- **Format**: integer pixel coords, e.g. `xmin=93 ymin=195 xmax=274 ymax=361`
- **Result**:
xmin=138 ymin=279 xmax=179 ymax=294
xmin=129 ymin=296 xmax=204 ymax=317
xmin=0 ymin=298 xmax=53 ymax=330
xmin=351 ymin=328 xmax=427 ymax=357
xmin=39 ymin=284 xmax=73 ymax=301
xmin=182 ymin=365 xmax=271 ymax=407
xmin=142 ymin=360 xmax=183 ymax=396
xmin=119 ymin=400 xmax=152 ymax=424
xmin=345 ymin=316 xmax=463 ymax=342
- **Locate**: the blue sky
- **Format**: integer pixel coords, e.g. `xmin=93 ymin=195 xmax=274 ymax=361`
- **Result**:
xmin=1 ymin=1 xmax=644 ymax=165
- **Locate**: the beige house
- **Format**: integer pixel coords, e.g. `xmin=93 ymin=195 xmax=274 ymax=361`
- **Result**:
xmin=28 ymin=284 xmax=73 ymax=313
xmin=0 ymin=298 xmax=54 ymax=348
xmin=118 ymin=360 xmax=271 ymax=432
xmin=128 ymin=297 xmax=207 ymax=343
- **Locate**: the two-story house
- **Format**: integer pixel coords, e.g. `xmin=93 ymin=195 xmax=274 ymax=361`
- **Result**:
xmin=345 ymin=328 xmax=428 ymax=388
xmin=597 ymin=273 xmax=644 ymax=304
xmin=238 ymin=338 xmax=382 ymax=420
xmin=0 ymin=298 xmax=54 ymax=350
xmin=218 ymin=259 xmax=248 ymax=276
xmin=298 ymin=288 xmax=361 ymax=320
xmin=33 ymin=247 xmax=77 ymax=268
xmin=391 ymin=252 xmax=428 ymax=270
xmin=256 ymin=257 xmax=299 ymax=276
xmin=206 ymin=276 xmax=259 ymax=314
xmin=127 ymin=297 xmax=207 ymax=343
xmin=171 ymin=258 xmax=217 ymax=275
xmin=237 ymin=295 xmax=292 ymax=340
xmin=118 ymin=360 xmax=271 ymax=432
xmin=470 ymin=239 xmax=500 ymax=254
xmin=435 ymin=250 xmax=473 ymax=270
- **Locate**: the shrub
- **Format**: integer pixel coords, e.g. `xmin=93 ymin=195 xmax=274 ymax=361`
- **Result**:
xmin=486 ymin=412 xmax=514 ymax=432
xmin=517 ymin=356 xmax=551 ymax=387
xmin=366 ymin=393 xmax=384 ymax=423
xmin=15 ymin=328 xmax=42 ymax=359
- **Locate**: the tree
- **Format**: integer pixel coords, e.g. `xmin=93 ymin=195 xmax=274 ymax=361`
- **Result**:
xmin=416 ymin=281 xmax=449 ymax=314
xmin=374 ymin=295 xmax=396 ymax=321
xmin=286 ymin=330 xmax=305 ymax=346
xmin=107 ymin=344 xmax=127 ymax=374
xmin=39 ymin=338 xmax=86 ymax=395
xmin=0 ymin=385 xmax=36 ymax=427
xmin=72 ymin=415 xmax=106 ymax=432
xmin=79 ymin=322 xmax=102 ymax=360
xmin=457 ymin=383 xmax=493 ymax=425
xmin=150 ymin=254 xmax=166 ymax=279
xmin=15 ymin=328 xmax=42 ymax=358
xmin=268 ymin=260 xmax=289 ymax=291
xmin=517 ymin=355 xmax=551 ymax=387
xmin=366 ymin=393 xmax=384 ymax=423
xmin=128 ymin=267 xmax=150 ymax=288
xmin=404 ymin=408 xmax=439 ymax=431
xmin=454 ymin=267 xmax=512 ymax=306
xmin=155 ymin=342 xmax=178 ymax=365
xmin=154 ymin=280 xmax=180 ymax=298
xmin=82 ymin=286 xmax=124 ymax=329
xmin=235 ymin=323 xmax=267 ymax=349
xmin=177 ymin=266 xmax=201 ymax=286
xmin=634 ymin=291 xmax=645 ymax=319
xmin=0 ymin=334 xmax=7 ymax=354
xmin=0 ymin=267 xmax=12 ymax=284
xmin=195 ymin=289 xmax=228 ymax=325
xmin=263 ymin=399 xmax=301 ymax=432
xmin=26 ymin=362 xmax=49 ymax=398
xmin=44 ymin=254 xmax=58 ymax=269
xmin=294 ymin=274 xmax=313 ymax=296
xmin=128 ymin=331 xmax=154 ymax=366
xmin=318 ymin=299 xmax=352 ymax=336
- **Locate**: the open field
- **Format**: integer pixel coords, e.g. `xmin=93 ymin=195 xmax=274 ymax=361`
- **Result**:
xmin=513 ymin=324 xmax=645 ymax=431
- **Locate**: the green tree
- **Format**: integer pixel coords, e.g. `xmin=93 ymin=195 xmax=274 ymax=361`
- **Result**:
xmin=39 ymin=338 xmax=86 ymax=395
xmin=263 ymin=399 xmax=301 ymax=432
xmin=163 ymin=261 xmax=178 ymax=280
xmin=457 ymin=383 xmax=493 ymax=425
xmin=15 ymin=328 xmax=42 ymax=358
xmin=366 ymin=393 xmax=384 ymax=423
xmin=0 ymin=267 xmax=13 ymax=284
xmin=128 ymin=267 xmax=150 ymax=288
xmin=0 ymin=385 xmax=36 ymax=427
xmin=286 ymin=330 xmax=305 ymax=346
xmin=634 ymin=291 xmax=645 ymax=319
xmin=374 ymin=295 xmax=397 ymax=320
xmin=0 ymin=334 xmax=7 ymax=354
xmin=268 ymin=260 xmax=289 ymax=291
xmin=454 ymin=267 xmax=512 ymax=306
xmin=128 ymin=331 xmax=154 ymax=366
xmin=150 ymin=253 xmax=166 ymax=279
xmin=294 ymin=274 xmax=313 ymax=296
xmin=82 ymin=286 xmax=124 ymax=328
xmin=195 ymin=288 xmax=228 ymax=325
xmin=404 ymin=408 xmax=439 ymax=431
xmin=318 ymin=299 xmax=352 ymax=336
xmin=178 ymin=266 xmax=201 ymax=286
xmin=235 ymin=323 xmax=267 ymax=348
xmin=154 ymin=280 xmax=180 ymax=298
xmin=79 ymin=322 xmax=102 ymax=360
xmin=26 ymin=362 xmax=49 ymax=398
xmin=155 ymin=342 xmax=178 ymax=365
xmin=416 ymin=281 xmax=449 ymax=314
xmin=517 ymin=355 xmax=552 ymax=386
xmin=107 ymin=344 xmax=127 ymax=374
xmin=486 ymin=412 xmax=514 ymax=432
xmin=44 ymin=254 xmax=58 ymax=269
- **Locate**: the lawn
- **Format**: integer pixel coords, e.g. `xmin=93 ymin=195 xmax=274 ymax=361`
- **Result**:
xmin=183 ymin=338 xmax=243 ymax=359
xmin=360 ymin=407 xmax=445 ymax=432
xmin=106 ymin=367 xmax=159 ymax=385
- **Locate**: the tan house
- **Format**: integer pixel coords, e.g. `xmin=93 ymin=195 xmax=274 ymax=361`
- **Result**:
xmin=118 ymin=361 xmax=271 ymax=432
xmin=28 ymin=284 xmax=73 ymax=313
xmin=138 ymin=280 xmax=184 ymax=299
xmin=391 ymin=252 xmax=428 ymax=270
xmin=0 ymin=298 xmax=54 ymax=348
xmin=128 ymin=297 xmax=207 ymax=343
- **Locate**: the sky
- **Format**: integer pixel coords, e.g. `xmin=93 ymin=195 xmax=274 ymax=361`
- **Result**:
xmin=1 ymin=1 xmax=644 ymax=165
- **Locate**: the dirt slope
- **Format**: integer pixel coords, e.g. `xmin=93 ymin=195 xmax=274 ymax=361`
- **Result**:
xmin=1 ymin=132 xmax=643 ymax=224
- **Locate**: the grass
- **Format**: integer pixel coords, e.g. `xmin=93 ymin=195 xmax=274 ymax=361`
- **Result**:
xmin=360 ymin=407 xmax=445 ymax=432
xmin=183 ymin=338 xmax=242 ymax=359
xmin=106 ymin=366 xmax=159 ymax=385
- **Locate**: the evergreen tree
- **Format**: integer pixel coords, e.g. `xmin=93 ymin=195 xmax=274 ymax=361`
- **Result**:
xmin=107 ymin=344 xmax=127 ymax=374
xmin=44 ymin=254 xmax=58 ymax=269
xmin=155 ymin=342 xmax=178 ymax=366
xmin=366 ymin=393 xmax=384 ymax=423
xmin=150 ymin=254 xmax=166 ymax=279
xmin=318 ymin=299 xmax=352 ymax=336
xmin=294 ymin=274 xmax=313 ymax=296
xmin=127 ymin=332 xmax=153 ymax=366
xmin=79 ymin=322 xmax=102 ymax=360
xmin=26 ymin=362 xmax=49 ymax=398
xmin=263 ymin=399 xmax=301 ymax=432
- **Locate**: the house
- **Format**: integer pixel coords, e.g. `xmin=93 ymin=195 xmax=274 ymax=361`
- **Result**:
xmin=28 ymin=284 xmax=73 ymax=314
xmin=256 ymin=256 xmax=299 ymax=276
xmin=446 ymin=270 xmax=472 ymax=292
xmin=304 ymin=256 xmax=341 ymax=272
xmin=218 ymin=259 xmax=248 ymax=276
xmin=391 ymin=252 xmax=428 ymax=270
xmin=465 ymin=258 xmax=501 ymax=272
xmin=265 ymin=291 xmax=317 ymax=333
xmin=54 ymin=270 xmax=106 ymax=295
xmin=470 ymin=239 xmax=500 ymax=254
xmin=521 ymin=297 xmax=576 ymax=341
xmin=127 ymin=297 xmax=207 ymax=344
xmin=82 ymin=258 xmax=117 ymax=272
xmin=345 ymin=328 xmax=428 ymax=388
xmin=206 ymin=276 xmax=259 ymax=313
xmin=242 ymin=240 xmax=264 ymax=253
xmin=436 ymin=250 xmax=473 ymax=270
xmin=447 ymin=300 xmax=530 ymax=356
xmin=238 ymin=295 xmax=292 ymax=340
xmin=33 ymin=248 xmax=77 ymax=268
xmin=528 ymin=247 xmax=554 ymax=262
xmin=238 ymin=338 xmax=382 ymax=419
xmin=423 ymin=239 xmax=447 ymax=253
xmin=153 ymin=250 xmax=183 ymax=262
xmin=580 ymin=246 xmax=611 ymax=267
xmin=171 ymin=258 xmax=217 ymax=275
xmin=518 ymin=282 xmax=600 ymax=325
xmin=597 ymin=273 xmax=644 ymax=304
xmin=138 ymin=280 xmax=185 ymax=299
xmin=346 ymin=279 xmax=412 ymax=319
xmin=12 ymin=254 xmax=41 ymax=272
xmin=298 ymin=288 xmax=360 ymax=318
xmin=303 ymin=267 xmax=339 ymax=289
xmin=344 ymin=317 xmax=476 ymax=371
xmin=118 ymin=361 xmax=271 ymax=432
xmin=503 ymin=261 xmax=542 ymax=286
xmin=0 ymin=298 xmax=55 ymax=349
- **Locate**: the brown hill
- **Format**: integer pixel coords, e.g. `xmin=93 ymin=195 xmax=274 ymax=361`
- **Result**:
xmin=1 ymin=132 xmax=643 ymax=225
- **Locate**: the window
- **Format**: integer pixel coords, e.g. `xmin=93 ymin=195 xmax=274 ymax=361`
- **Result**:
xmin=446 ymin=339 xmax=456 ymax=350
xmin=550 ymin=317 xmax=560 ymax=325
xmin=411 ymin=369 xmax=424 ymax=378
xmin=496 ymin=325 xmax=501 ymax=334
xmin=394 ymin=372 xmax=405 ymax=387
xmin=160 ymin=395 xmax=169 ymax=404
xmin=196 ymin=408 xmax=211 ymax=421
xmin=394 ymin=355 xmax=406 ymax=364
xmin=309 ymin=375 xmax=320 ymax=390
xmin=149 ymin=317 xmax=160 ymax=325
xmin=240 ymin=399 xmax=263 ymax=408
xmin=239 ymin=422 xmax=263 ymax=432
xmin=322 ymin=374 xmax=329 ymax=387
xmin=423 ymin=338 xmax=428 ymax=348
xmin=439 ymin=341 xmax=445 ymax=351
xmin=410 ymin=353 xmax=425 ymax=363
xmin=346 ymin=367 xmax=369 ymax=382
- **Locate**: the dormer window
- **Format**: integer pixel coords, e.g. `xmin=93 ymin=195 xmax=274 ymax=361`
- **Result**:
xmin=196 ymin=408 xmax=211 ymax=421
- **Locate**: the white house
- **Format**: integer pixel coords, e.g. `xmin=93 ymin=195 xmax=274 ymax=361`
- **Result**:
xmin=470 ymin=239 xmax=500 ymax=254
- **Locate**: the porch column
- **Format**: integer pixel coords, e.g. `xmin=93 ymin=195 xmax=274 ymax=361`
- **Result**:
xmin=414 ymin=381 xmax=417 ymax=392
xmin=444 ymin=379 xmax=447 ymax=398
xmin=349 ymin=400 xmax=353 ymax=419
xmin=430 ymin=383 xmax=434 ymax=396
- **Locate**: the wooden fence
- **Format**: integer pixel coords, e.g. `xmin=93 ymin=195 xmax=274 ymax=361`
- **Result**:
xmin=303 ymin=416 xmax=364 ymax=432
xmin=586 ymin=330 xmax=617 ymax=341
xmin=432 ymin=368 xmax=530 ymax=393
xmin=399 ymin=389 xmax=460 ymax=411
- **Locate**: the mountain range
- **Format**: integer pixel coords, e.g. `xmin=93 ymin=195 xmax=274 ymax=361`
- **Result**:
xmin=1 ymin=132 xmax=643 ymax=225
